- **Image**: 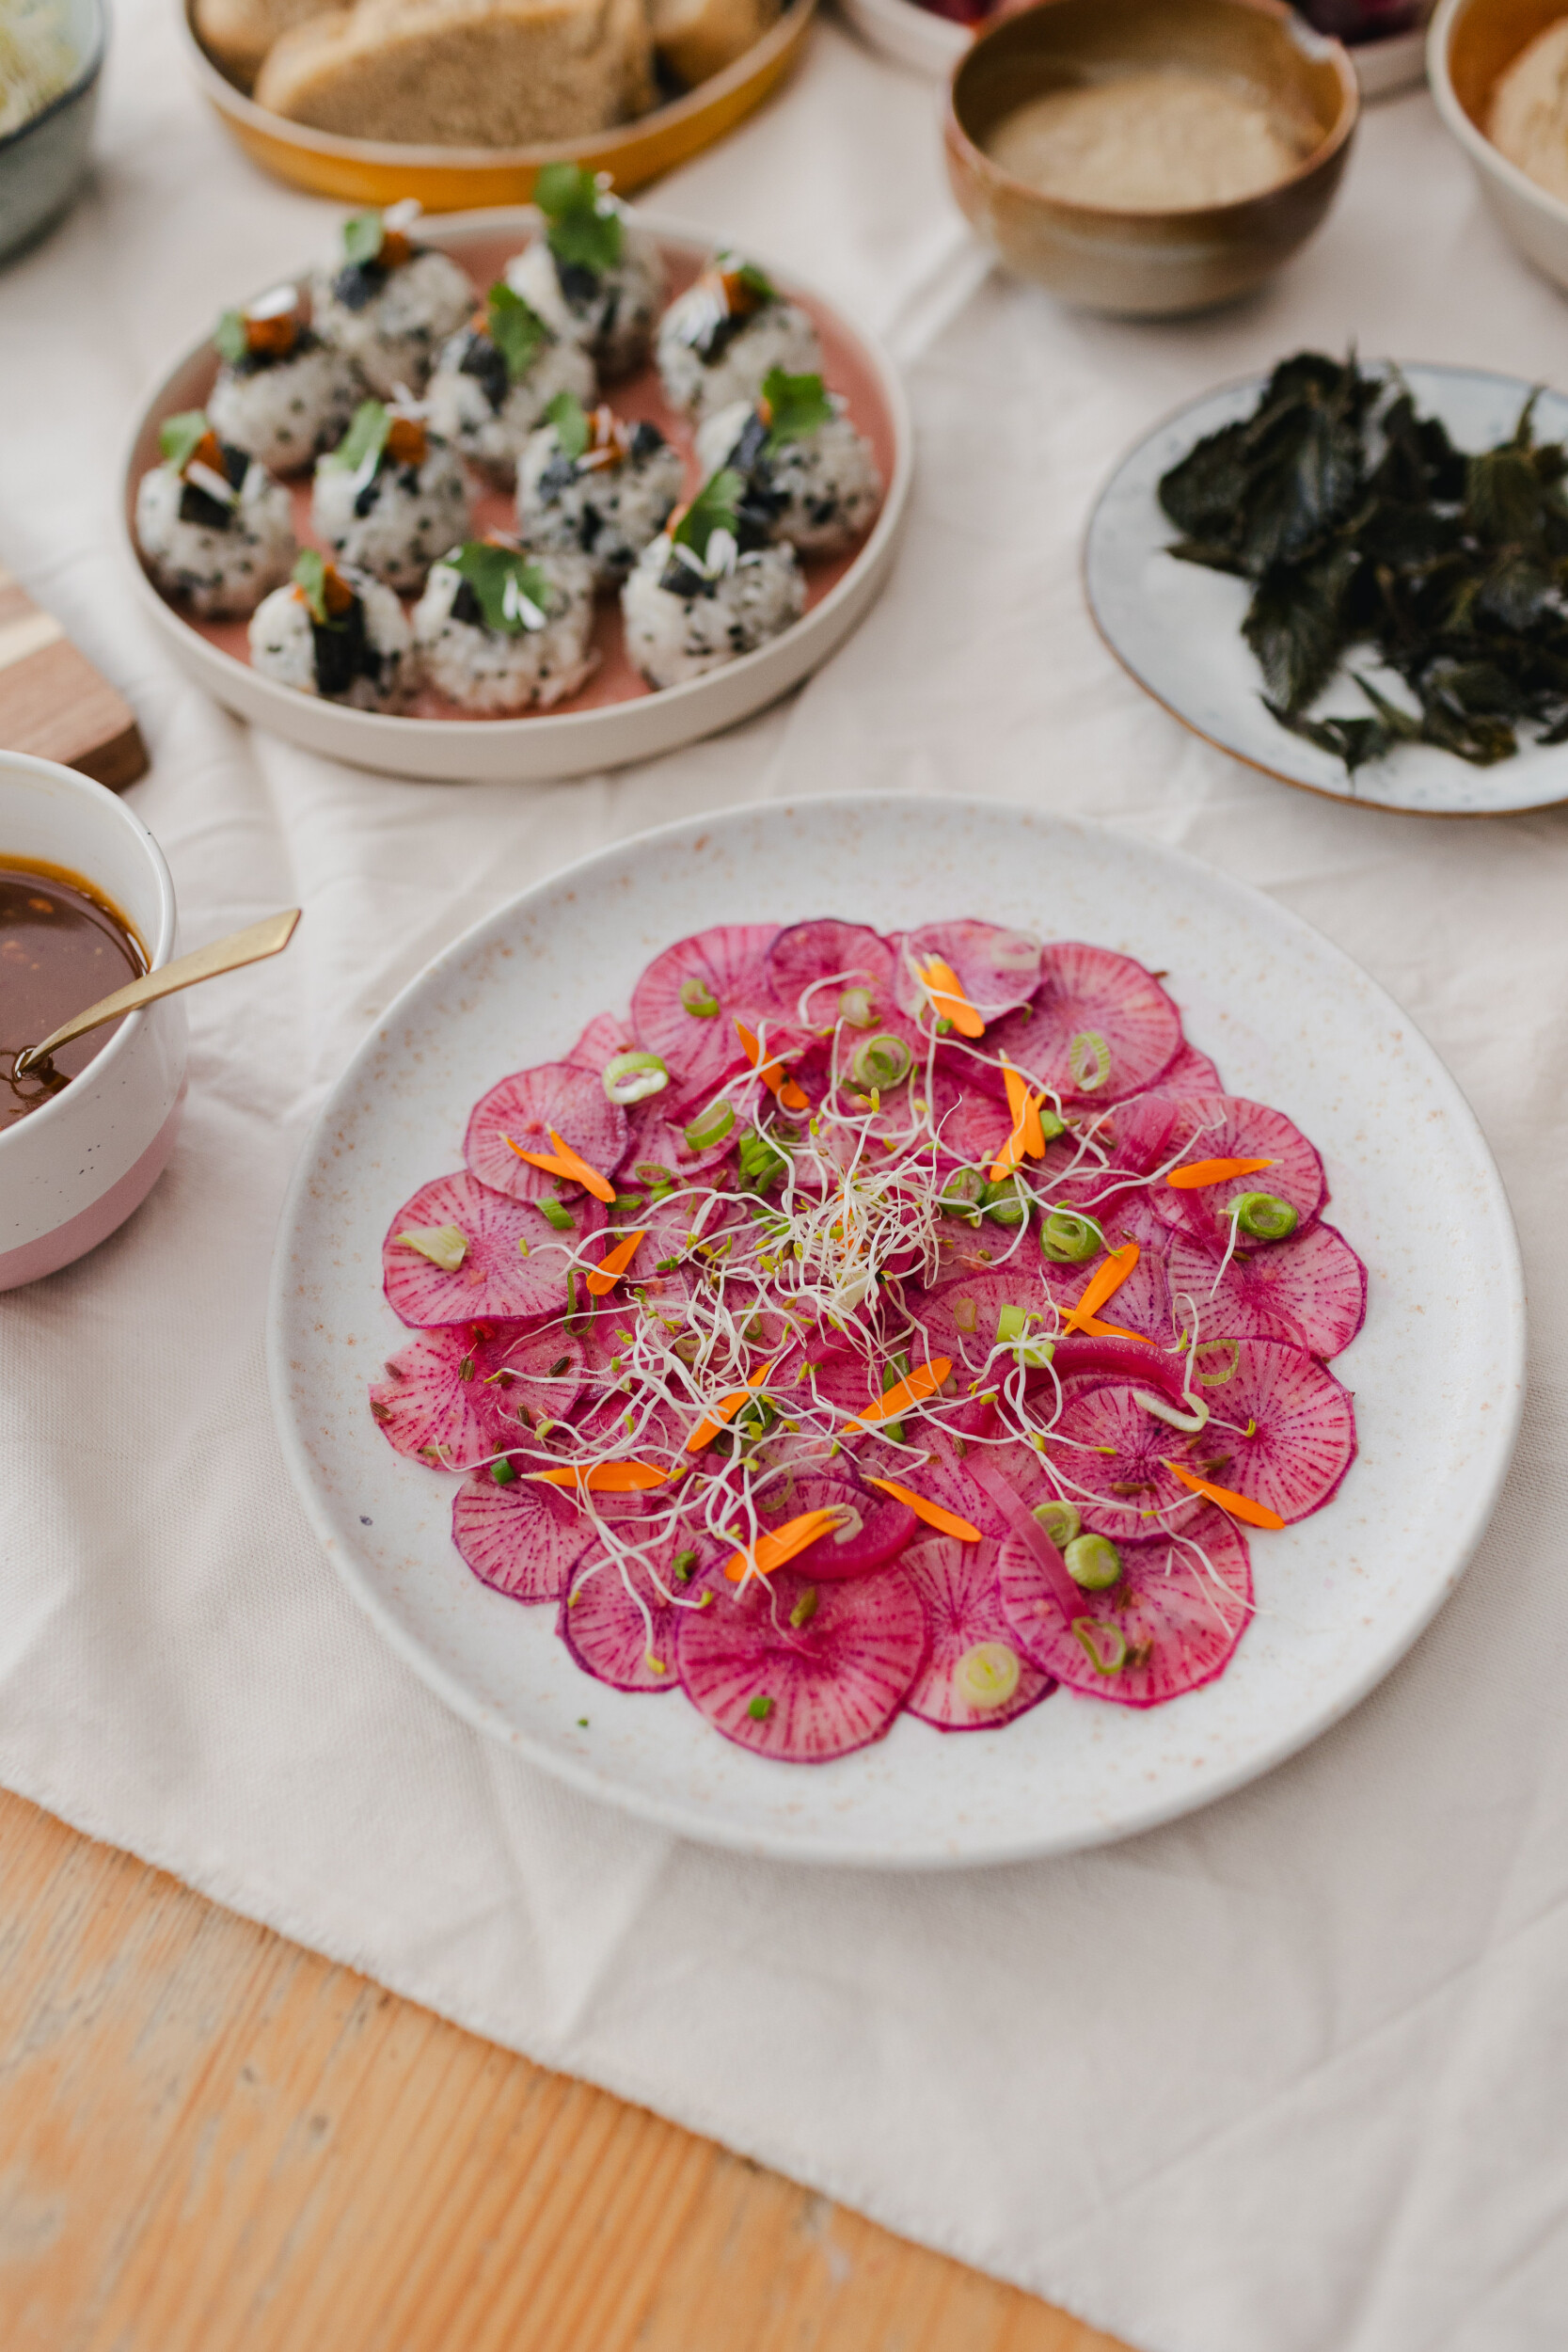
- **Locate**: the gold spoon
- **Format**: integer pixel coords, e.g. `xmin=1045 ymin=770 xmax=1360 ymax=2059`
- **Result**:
xmin=12 ymin=908 xmax=302 ymax=1079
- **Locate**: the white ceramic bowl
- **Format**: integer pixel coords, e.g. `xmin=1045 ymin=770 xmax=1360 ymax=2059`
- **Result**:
xmin=1429 ymin=0 xmax=1568 ymax=294
xmin=0 ymin=753 xmax=185 ymax=1292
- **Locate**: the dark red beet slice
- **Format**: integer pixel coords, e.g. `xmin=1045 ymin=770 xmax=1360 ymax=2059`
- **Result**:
xmin=451 ymin=1468 xmax=602 ymax=1603
xmin=747 ymin=1467 xmax=916 ymax=1579
xmin=369 ymin=1320 xmax=577 ymax=1469
xmin=998 ymin=1504 xmax=1253 ymax=1708
xmin=902 ymin=1534 xmax=1055 ymax=1730
xmin=675 ymin=1563 xmax=927 ymax=1761
xmin=465 ymin=1061 xmax=627 ymax=1203
xmin=629 ymin=923 xmax=781 ymax=1098
xmin=1165 ymin=1221 xmax=1368 ymax=1359
xmin=766 ymin=920 xmax=901 ymax=1027
xmin=986 ymin=943 xmax=1183 ymax=1105
xmin=560 ymin=1523 xmax=723 ymax=1693
xmin=383 ymin=1172 xmax=606 ymax=1327
xmin=895 ymin=920 xmax=1043 ymax=1025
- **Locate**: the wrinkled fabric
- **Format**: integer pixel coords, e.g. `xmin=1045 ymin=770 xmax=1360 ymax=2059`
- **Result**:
xmin=1 ymin=10 xmax=1564 ymax=2347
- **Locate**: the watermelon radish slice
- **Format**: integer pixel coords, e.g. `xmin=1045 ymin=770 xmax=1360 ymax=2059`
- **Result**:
xmin=1168 ymin=1337 xmax=1356 ymax=1522
xmin=1037 ymin=1222 xmax=1174 ymax=1348
xmin=895 ymin=920 xmax=1043 ymax=1025
xmin=999 ymin=1503 xmax=1253 ymax=1708
xmin=918 ymin=1264 xmax=1063 ymax=1384
xmin=370 ymin=1321 xmax=579 ymax=1469
xmin=383 ymin=1172 xmax=606 ymax=1327
xmin=566 ymin=1010 xmax=639 ymax=1071
xmin=1037 ymin=1381 xmax=1207 ymax=1539
xmin=561 ymin=1525 xmax=722 ymax=1692
xmin=1161 ymin=1040 xmax=1223 ymax=1091
xmin=1165 ymin=1222 xmax=1368 ymax=1359
xmin=766 ymin=920 xmax=901 ymax=1026
xmin=986 ymin=943 xmax=1184 ymax=1104
xmin=1130 ymin=1092 xmax=1326 ymax=1244
xmin=676 ymin=1563 xmax=927 ymax=1761
xmin=902 ymin=1535 xmax=1056 ymax=1730
xmin=451 ymin=1467 xmax=603 ymax=1603
xmin=746 ymin=1467 xmax=917 ymax=1579
xmin=629 ymin=923 xmax=782 ymax=1098
xmin=465 ymin=1062 xmax=628 ymax=1203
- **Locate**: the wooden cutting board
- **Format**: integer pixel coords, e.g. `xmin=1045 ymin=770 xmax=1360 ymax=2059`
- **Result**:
xmin=0 ymin=564 xmax=149 ymax=791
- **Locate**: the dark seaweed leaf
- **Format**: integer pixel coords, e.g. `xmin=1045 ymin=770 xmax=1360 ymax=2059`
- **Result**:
xmin=1158 ymin=420 xmax=1253 ymax=543
xmin=1465 ymin=448 xmax=1544 ymax=546
xmin=1243 ymin=547 xmax=1358 ymax=711
xmin=1262 ymin=701 xmax=1391 ymax=775
xmin=1475 ymin=550 xmax=1554 ymax=631
xmin=1165 ymin=536 xmax=1252 ymax=577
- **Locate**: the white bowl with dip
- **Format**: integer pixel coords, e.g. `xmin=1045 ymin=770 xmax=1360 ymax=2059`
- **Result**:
xmin=0 ymin=752 xmax=185 ymax=1292
xmin=1429 ymin=0 xmax=1568 ymax=298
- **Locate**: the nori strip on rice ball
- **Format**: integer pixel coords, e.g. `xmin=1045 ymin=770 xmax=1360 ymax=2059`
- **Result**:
xmin=424 ymin=280 xmax=596 ymax=486
xmin=248 ymin=549 xmax=415 ymax=710
xmin=620 ymin=466 xmax=804 ymax=690
xmin=695 ymin=368 xmax=883 ymax=557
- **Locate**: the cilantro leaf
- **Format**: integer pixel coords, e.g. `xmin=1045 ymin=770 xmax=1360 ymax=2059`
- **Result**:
xmin=726 ymin=256 xmax=775 ymax=305
xmin=159 ymin=410 xmax=210 ymax=471
xmin=673 ymin=469 xmax=744 ymax=564
xmin=293 ymin=548 xmax=331 ymax=624
xmin=546 ymin=389 xmax=590 ymax=462
xmin=341 ymin=210 xmax=385 ymax=265
xmin=486 ymin=282 xmax=549 ymax=382
xmin=449 ymin=543 xmax=554 ymax=635
xmin=761 ymin=367 xmax=832 ymax=453
xmin=214 ymin=310 xmax=248 ymax=365
xmin=534 ymin=161 xmax=622 ymax=278
xmin=325 ymin=399 xmax=390 ymax=473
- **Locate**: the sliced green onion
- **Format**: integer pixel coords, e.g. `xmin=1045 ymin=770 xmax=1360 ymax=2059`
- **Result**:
xmin=1039 ymin=1209 xmax=1101 ymax=1263
xmin=397 ymin=1221 xmax=467 ymax=1271
xmin=788 ymin=1585 xmax=819 ymax=1629
xmin=748 ymin=1694 xmax=773 ymax=1720
xmin=838 ymin=986 xmax=875 ymax=1029
xmin=983 ymin=1176 xmax=1028 ymax=1227
xmin=952 ymin=1642 xmax=1022 ymax=1711
xmin=938 ymin=1167 xmax=987 ymax=1223
xmin=1072 ymin=1617 xmax=1128 ymax=1675
xmin=603 ymin=1049 xmax=669 ymax=1104
xmin=1194 ymin=1340 xmax=1241 ymax=1387
xmin=1068 ymin=1030 xmax=1112 ymax=1092
xmin=633 ymin=1161 xmax=674 ymax=1184
xmin=1037 ymin=1105 xmax=1067 ymax=1144
xmin=537 ymin=1199 xmax=575 ymax=1232
xmin=1065 ymin=1534 xmax=1122 ymax=1592
xmin=849 ymin=1032 xmax=912 ymax=1089
xmin=683 ymin=1100 xmax=736 ymax=1152
xmin=996 ymin=1302 xmax=1053 ymax=1369
xmin=673 ymin=1548 xmax=698 ymax=1581
xmin=1229 ymin=1190 xmax=1299 ymax=1241
xmin=737 ymin=1126 xmax=788 ymax=1193
xmin=610 ymin=1192 xmax=646 ymax=1213
xmin=1033 ymin=1499 xmax=1081 ymax=1549
xmin=1133 ymin=1389 xmax=1210 ymax=1435
xmin=490 ymin=1457 xmax=517 ymax=1486
xmin=680 ymin=976 xmax=721 ymax=1018
xmin=951 ymin=1295 xmax=978 ymax=1335
xmin=564 ymin=1267 xmax=585 ymax=1333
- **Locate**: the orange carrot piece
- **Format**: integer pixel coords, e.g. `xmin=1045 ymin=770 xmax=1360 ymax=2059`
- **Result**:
xmin=685 ymin=1359 xmax=778 ymax=1453
xmin=853 ymin=1358 xmax=952 ymax=1424
xmin=585 ymin=1228 xmax=647 ymax=1296
xmin=920 ymin=957 xmax=985 ymax=1039
xmin=723 ymin=1505 xmax=847 ymax=1583
xmin=990 ymin=1065 xmax=1047 ymax=1180
xmin=1165 ymin=1155 xmax=1276 ymax=1190
xmin=1060 ymin=1242 xmax=1139 ymax=1335
xmin=502 ymin=1129 xmax=615 ymax=1203
xmin=1165 ymin=1462 xmax=1285 ymax=1530
xmin=1071 ymin=1315 xmax=1154 ymax=1347
xmin=734 ymin=1020 xmax=809 ymax=1112
xmin=866 ymin=1477 xmax=982 ymax=1542
xmin=527 ymin=1460 xmax=669 ymax=1492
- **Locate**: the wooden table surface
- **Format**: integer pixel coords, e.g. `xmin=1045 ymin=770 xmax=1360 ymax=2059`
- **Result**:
xmin=0 ymin=1788 xmax=1130 ymax=2352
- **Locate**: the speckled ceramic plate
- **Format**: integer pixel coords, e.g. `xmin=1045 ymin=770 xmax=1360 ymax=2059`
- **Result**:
xmin=1085 ymin=363 xmax=1568 ymax=818
xmin=265 ymin=795 xmax=1524 ymax=1866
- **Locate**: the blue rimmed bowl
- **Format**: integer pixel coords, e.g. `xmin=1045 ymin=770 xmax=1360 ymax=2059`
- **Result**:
xmin=0 ymin=0 xmax=105 ymax=265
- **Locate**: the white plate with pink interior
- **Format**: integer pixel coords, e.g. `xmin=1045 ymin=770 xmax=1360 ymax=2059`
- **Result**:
xmin=265 ymin=795 xmax=1524 ymax=1867
xmin=119 ymin=208 xmax=911 ymax=786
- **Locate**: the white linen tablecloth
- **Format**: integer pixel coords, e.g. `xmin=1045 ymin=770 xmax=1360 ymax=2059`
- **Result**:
xmin=3 ymin=8 xmax=1566 ymax=2346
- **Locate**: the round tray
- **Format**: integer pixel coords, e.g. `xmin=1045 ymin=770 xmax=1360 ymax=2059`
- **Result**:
xmin=119 ymin=206 xmax=911 ymax=785
xmin=182 ymin=0 xmax=818 ymax=204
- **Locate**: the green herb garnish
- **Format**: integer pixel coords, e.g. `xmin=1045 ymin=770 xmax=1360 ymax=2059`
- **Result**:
xmin=537 ymin=1198 xmax=576 ymax=1232
xmin=325 ymin=400 xmax=391 ymax=475
xmin=341 ymin=209 xmax=386 ymax=265
xmin=760 ymin=367 xmax=831 ymax=453
xmin=214 ymin=310 xmax=248 ymax=365
xmin=673 ymin=469 xmax=744 ymax=565
xmin=486 ymin=281 xmax=549 ymax=381
xmin=546 ymin=389 xmax=590 ymax=462
xmin=1159 ymin=351 xmax=1568 ymax=773
xmin=723 ymin=255 xmax=774 ymax=305
xmin=158 ymin=410 xmax=209 ymax=471
xmin=449 ymin=542 xmax=553 ymax=634
xmin=534 ymin=161 xmax=623 ymax=278
xmin=292 ymin=548 xmax=333 ymax=625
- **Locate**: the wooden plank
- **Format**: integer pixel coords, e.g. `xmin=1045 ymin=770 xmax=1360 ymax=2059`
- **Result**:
xmin=0 ymin=567 xmax=148 ymax=791
xmin=0 ymin=1788 xmax=1132 ymax=2352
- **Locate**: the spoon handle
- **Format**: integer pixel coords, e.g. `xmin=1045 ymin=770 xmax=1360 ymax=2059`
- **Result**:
xmin=13 ymin=908 xmax=301 ymax=1077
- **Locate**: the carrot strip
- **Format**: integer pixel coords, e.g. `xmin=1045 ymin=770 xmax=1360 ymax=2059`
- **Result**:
xmin=527 ymin=1460 xmax=669 ymax=1491
xmin=1166 ymin=1155 xmax=1275 ymax=1190
xmin=585 ymin=1228 xmax=647 ymax=1296
xmin=1071 ymin=1315 xmax=1154 ymax=1347
xmin=1165 ymin=1462 xmax=1285 ymax=1530
xmin=920 ymin=957 xmax=985 ymax=1039
xmin=735 ymin=1020 xmax=809 ymax=1112
xmin=852 ymin=1358 xmax=952 ymax=1424
xmin=502 ymin=1129 xmax=615 ymax=1203
xmin=685 ymin=1359 xmax=778 ymax=1453
xmin=723 ymin=1505 xmax=846 ymax=1583
xmin=1060 ymin=1242 xmax=1139 ymax=1335
xmin=867 ymin=1477 xmax=982 ymax=1543
xmin=990 ymin=1065 xmax=1047 ymax=1180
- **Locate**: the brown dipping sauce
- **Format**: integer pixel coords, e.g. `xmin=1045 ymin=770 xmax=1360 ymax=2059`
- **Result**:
xmin=1 ymin=858 xmax=147 ymax=1130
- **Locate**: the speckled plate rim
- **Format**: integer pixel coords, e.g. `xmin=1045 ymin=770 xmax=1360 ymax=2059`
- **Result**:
xmin=264 ymin=794 xmax=1525 ymax=1867
xmin=117 ymin=206 xmax=912 ymax=786
xmin=1084 ymin=360 xmax=1568 ymax=818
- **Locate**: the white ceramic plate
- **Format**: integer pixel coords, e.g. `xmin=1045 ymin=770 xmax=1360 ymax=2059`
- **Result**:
xmin=266 ymin=794 xmax=1524 ymax=1867
xmin=119 ymin=208 xmax=911 ymax=786
xmin=1085 ymin=363 xmax=1568 ymax=818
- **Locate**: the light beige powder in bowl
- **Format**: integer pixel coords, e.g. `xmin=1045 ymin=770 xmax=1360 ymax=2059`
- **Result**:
xmin=985 ymin=69 xmax=1307 ymax=212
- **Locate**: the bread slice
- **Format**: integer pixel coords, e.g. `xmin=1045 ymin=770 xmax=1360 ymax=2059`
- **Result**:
xmin=650 ymin=0 xmax=777 ymax=87
xmin=254 ymin=0 xmax=653 ymax=146
xmin=195 ymin=0 xmax=335 ymax=87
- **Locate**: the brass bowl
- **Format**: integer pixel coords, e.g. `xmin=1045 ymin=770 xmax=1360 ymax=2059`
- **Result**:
xmin=943 ymin=0 xmax=1360 ymax=318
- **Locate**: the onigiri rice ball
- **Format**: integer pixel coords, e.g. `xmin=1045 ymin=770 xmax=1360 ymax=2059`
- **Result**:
xmin=695 ymin=391 xmax=882 ymax=557
xmin=311 ymin=409 xmax=472 ymax=594
xmin=135 ymin=424 xmax=295 ymax=618
xmin=515 ymin=403 xmax=683 ymax=590
xmin=505 ymin=183 xmax=665 ymax=379
xmin=412 ymin=544 xmax=597 ymax=711
xmin=206 ymin=288 xmax=366 ymax=475
xmin=621 ymin=529 xmax=803 ymax=691
xmin=424 ymin=295 xmax=595 ymax=486
xmin=657 ymin=256 xmax=822 ymax=421
xmin=248 ymin=560 xmax=415 ymax=710
xmin=311 ymin=213 xmax=473 ymax=398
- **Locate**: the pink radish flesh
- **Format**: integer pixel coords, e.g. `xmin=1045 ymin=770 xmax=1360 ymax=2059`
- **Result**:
xmin=566 ymin=1009 xmax=639 ymax=1071
xmin=1165 ymin=1221 xmax=1368 ymax=1359
xmin=766 ymin=920 xmax=901 ymax=1027
xmin=1160 ymin=1040 xmax=1224 ymax=1091
xmin=895 ymin=919 xmax=1043 ymax=1024
xmin=383 ymin=1171 xmax=606 ymax=1327
xmin=561 ymin=1528 xmax=721 ymax=1692
xmin=998 ymin=1502 xmax=1252 ymax=1707
xmin=1128 ymin=1092 xmax=1325 ymax=1242
xmin=986 ymin=942 xmax=1184 ymax=1104
xmin=902 ymin=1534 xmax=1055 ymax=1730
xmin=369 ymin=1320 xmax=575 ymax=1468
xmin=629 ymin=923 xmax=782 ymax=1097
xmin=465 ymin=1061 xmax=627 ymax=1203
xmin=676 ymin=1564 xmax=927 ymax=1761
xmin=451 ymin=1469 xmax=605 ymax=1603
xmin=1171 ymin=1337 xmax=1357 ymax=1522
